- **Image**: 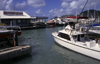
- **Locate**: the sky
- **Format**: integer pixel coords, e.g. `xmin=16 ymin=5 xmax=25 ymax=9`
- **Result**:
xmin=0 ymin=0 xmax=100 ymax=19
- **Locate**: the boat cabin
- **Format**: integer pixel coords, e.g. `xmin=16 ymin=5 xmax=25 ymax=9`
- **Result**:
xmin=57 ymin=25 xmax=91 ymax=43
xmin=58 ymin=32 xmax=90 ymax=42
xmin=72 ymin=34 xmax=90 ymax=42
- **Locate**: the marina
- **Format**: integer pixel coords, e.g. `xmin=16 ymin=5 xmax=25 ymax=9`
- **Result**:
xmin=52 ymin=25 xmax=100 ymax=60
xmin=1 ymin=27 xmax=100 ymax=64
xmin=0 ymin=0 xmax=100 ymax=64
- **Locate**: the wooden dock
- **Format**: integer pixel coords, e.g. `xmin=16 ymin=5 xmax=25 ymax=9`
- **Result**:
xmin=0 ymin=45 xmax=31 ymax=61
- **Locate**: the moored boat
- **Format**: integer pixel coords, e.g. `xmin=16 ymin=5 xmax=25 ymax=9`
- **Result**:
xmin=52 ymin=25 xmax=100 ymax=60
xmin=46 ymin=21 xmax=55 ymax=27
xmin=0 ymin=26 xmax=21 ymax=39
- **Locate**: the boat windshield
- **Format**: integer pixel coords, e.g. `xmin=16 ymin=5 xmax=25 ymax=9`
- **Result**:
xmin=73 ymin=34 xmax=90 ymax=42
xmin=58 ymin=33 xmax=70 ymax=41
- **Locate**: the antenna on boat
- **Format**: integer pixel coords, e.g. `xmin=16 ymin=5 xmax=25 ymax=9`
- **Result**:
xmin=97 ymin=11 xmax=100 ymax=23
xmin=94 ymin=2 xmax=96 ymax=19
xmin=0 ymin=0 xmax=2 ymax=23
xmin=76 ymin=1 xmax=78 ymax=22
xmin=0 ymin=16 xmax=1 ymax=23
xmin=87 ymin=1 xmax=90 ymax=18
xmin=14 ymin=5 xmax=15 ymax=11
xmin=77 ymin=0 xmax=89 ymax=22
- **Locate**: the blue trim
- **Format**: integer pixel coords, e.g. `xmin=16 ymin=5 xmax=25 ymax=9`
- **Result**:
xmin=86 ymin=24 xmax=100 ymax=27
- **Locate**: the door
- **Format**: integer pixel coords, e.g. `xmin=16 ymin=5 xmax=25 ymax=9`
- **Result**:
xmin=13 ymin=20 xmax=16 ymax=26
xmin=77 ymin=35 xmax=80 ymax=41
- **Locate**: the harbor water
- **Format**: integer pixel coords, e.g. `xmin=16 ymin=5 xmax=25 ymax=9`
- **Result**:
xmin=1 ymin=27 xmax=100 ymax=64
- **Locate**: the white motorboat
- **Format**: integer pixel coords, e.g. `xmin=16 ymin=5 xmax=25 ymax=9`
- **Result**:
xmin=87 ymin=24 xmax=100 ymax=34
xmin=52 ymin=25 xmax=100 ymax=60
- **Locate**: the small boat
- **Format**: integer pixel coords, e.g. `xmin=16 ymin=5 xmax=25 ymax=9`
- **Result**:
xmin=0 ymin=26 xmax=21 ymax=39
xmin=46 ymin=21 xmax=55 ymax=27
xmin=86 ymin=24 xmax=100 ymax=34
xmin=52 ymin=25 xmax=100 ymax=60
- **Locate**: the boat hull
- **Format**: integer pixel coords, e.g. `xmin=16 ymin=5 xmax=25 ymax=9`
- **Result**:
xmin=52 ymin=33 xmax=100 ymax=60
xmin=55 ymin=23 xmax=67 ymax=26
xmin=0 ymin=31 xmax=21 ymax=39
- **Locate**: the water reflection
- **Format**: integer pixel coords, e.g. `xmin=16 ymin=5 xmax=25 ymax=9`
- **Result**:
xmin=1 ymin=54 xmax=33 ymax=64
xmin=52 ymin=42 xmax=100 ymax=64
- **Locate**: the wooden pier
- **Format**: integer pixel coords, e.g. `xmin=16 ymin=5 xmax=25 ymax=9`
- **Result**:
xmin=0 ymin=30 xmax=32 ymax=61
xmin=0 ymin=45 xmax=31 ymax=61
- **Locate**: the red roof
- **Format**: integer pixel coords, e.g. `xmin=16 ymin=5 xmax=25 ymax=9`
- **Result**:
xmin=66 ymin=16 xmax=88 ymax=19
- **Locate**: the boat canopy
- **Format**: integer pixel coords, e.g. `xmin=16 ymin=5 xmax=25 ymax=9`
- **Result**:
xmin=65 ymin=25 xmax=73 ymax=30
xmin=59 ymin=25 xmax=85 ymax=36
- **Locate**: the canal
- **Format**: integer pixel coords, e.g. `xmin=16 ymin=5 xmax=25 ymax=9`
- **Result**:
xmin=1 ymin=27 xmax=100 ymax=64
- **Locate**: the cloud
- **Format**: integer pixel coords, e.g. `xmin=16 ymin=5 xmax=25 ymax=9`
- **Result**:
xmin=48 ymin=0 xmax=87 ymax=19
xmin=36 ymin=9 xmax=42 ymax=14
xmin=49 ymin=8 xmax=65 ymax=17
xmin=62 ymin=0 xmax=100 ymax=15
xmin=27 ymin=0 xmax=45 ymax=8
xmin=0 ymin=0 xmax=28 ymax=11
xmin=61 ymin=2 xmax=69 ymax=8
xmin=61 ymin=0 xmax=79 ymax=1
xmin=43 ymin=14 xmax=46 ymax=16
xmin=61 ymin=0 xmax=100 ymax=10
xmin=49 ymin=9 xmax=53 ymax=13
xmin=0 ymin=0 xmax=13 ymax=10
xmin=1 ymin=0 xmax=7 ymax=10
xmin=5 ymin=0 xmax=13 ymax=10
xmin=70 ymin=1 xmax=78 ymax=9
xmin=15 ymin=1 xmax=27 ymax=10
xmin=0 ymin=0 xmax=14 ymax=10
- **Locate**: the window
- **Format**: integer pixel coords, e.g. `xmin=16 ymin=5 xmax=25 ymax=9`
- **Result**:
xmin=18 ymin=20 xmax=20 ymax=23
xmin=2 ymin=20 xmax=10 ymax=25
xmin=58 ymin=33 xmax=70 ymax=40
xmin=73 ymin=35 xmax=77 ymax=39
xmin=81 ymin=34 xmax=84 ymax=38
xmin=23 ymin=20 xmax=26 ymax=23
xmin=16 ymin=20 xmax=20 ymax=24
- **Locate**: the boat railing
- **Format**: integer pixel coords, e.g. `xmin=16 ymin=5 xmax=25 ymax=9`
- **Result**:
xmin=0 ymin=26 xmax=21 ymax=31
xmin=52 ymin=31 xmax=58 ymax=36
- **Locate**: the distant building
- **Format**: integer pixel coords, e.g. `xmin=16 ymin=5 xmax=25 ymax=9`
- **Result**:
xmin=0 ymin=10 xmax=31 ymax=27
xmin=0 ymin=10 xmax=48 ymax=27
xmin=31 ymin=16 xmax=48 ymax=23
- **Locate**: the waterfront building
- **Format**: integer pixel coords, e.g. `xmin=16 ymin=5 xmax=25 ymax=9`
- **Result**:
xmin=0 ymin=10 xmax=48 ymax=27
xmin=0 ymin=10 xmax=31 ymax=27
xmin=31 ymin=16 xmax=48 ymax=22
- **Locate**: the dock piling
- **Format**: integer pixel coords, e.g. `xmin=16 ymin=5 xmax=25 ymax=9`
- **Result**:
xmin=0 ymin=45 xmax=31 ymax=62
xmin=13 ymin=31 xmax=18 ymax=46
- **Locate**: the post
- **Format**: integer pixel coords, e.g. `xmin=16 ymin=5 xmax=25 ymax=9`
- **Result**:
xmin=14 ymin=31 xmax=18 ymax=46
xmin=94 ymin=2 xmax=96 ymax=19
xmin=10 ymin=21 xmax=12 ymax=26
